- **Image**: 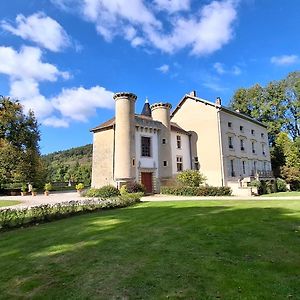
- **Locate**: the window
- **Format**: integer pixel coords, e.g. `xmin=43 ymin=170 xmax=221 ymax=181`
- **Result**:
xmin=228 ymin=136 xmax=233 ymax=149
xmin=252 ymin=142 xmax=255 ymax=154
xmin=262 ymin=144 xmax=266 ymax=155
xmin=240 ymin=139 xmax=245 ymax=151
xmin=240 ymin=125 xmax=244 ymax=132
xmin=132 ymin=158 xmax=135 ymax=167
xmin=176 ymin=135 xmax=181 ymax=149
xmin=141 ymin=136 xmax=151 ymax=157
xmin=176 ymin=156 xmax=183 ymax=172
xmin=194 ymin=157 xmax=199 ymax=170
xmin=242 ymin=161 xmax=246 ymax=174
xmin=163 ymin=160 xmax=168 ymax=167
xmin=251 ymin=129 xmax=255 ymax=135
xmin=261 ymin=133 xmax=264 ymax=138
xmin=228 ymin=122 xmax=232 ymax=128
xmin=162 ymin=138 xmax=166 ymax=144
xmin=230 ymin=159 xmax=235 ymax=177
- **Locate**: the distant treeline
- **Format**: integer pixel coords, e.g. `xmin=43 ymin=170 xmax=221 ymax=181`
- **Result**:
xmin=42 ymin=144 xmax=93 ymax=186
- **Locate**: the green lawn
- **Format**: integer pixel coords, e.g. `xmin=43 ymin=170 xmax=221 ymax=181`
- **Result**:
xmin=261 ymin=191 xmax=300 ymax=197
xmin=0 ymin=200 xmax=299 ymax=299
xmin=0 ymin=200 xmax=21 ymax=207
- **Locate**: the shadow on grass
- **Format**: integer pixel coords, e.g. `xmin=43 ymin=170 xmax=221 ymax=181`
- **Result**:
xmin=0 ymin=201 xmax=299 ymax=299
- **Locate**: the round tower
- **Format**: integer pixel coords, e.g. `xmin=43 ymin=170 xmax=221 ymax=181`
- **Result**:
xmin=151 ymin=103 xmax=173 ymax=180
xmin=113 ymin=92 xmax=137 ymax=183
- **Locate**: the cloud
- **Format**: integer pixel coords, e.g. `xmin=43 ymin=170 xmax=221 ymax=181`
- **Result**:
xmin=0 ymin=45 xmax=114 ymax=127
xmin=156 ymin=64 xmax=169 ymax=73
xmin=213 ymin=62 xmax=225 ymax=74
xmin=53 ymin=0 xmax=238 ymax=56
xmin=51 ymin=86 xmax=114 ymax=122
xmin=213 ymin=62 xmax=241 ymax=75
xmin=1 ymin=12 xmax=71 ymax=52
xmin=270 ymin=55 xmax=299 ymax=66
xmin=203 ymin=81 xmax=228 ymax=92
xmin=153 ymin=0 xmax=191 ymax=13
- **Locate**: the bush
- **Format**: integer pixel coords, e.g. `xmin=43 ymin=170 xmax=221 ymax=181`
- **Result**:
xmin=85 ymin=185 xmax=120 ymax=198
xmin=0 ymin=196 xmax=141 ymax=231
xmin=276 ymin=178 xmax=287 ymax=192
xmin=120 ymin=182 xmax=146 ymax=195
xmin=177 ymin=170 xmax=207 ymax=187
xmin=75 ymin=183 xmax=85 ymax=191
xmin=21 ymin=184 xmax=27 ymax=192
xmin=44 ymin=183 xmax=52 ymax=191
xmin=161 ymin=186 xmax=232 ymax=196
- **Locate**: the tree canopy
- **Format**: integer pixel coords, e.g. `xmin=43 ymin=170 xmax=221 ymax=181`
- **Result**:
xmin=0 ymin=96 xmax=44 ymax=187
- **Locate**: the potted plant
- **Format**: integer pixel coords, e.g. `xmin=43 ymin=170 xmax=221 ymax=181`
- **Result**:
xmin=21 ymin=184 xmax=27 ymax=196
xmin=75 ymin=183 xmax=84 ymax=195
xmin=44 ymin=183 xmax=52 ymax=196
xmin=31 ymin=187 xmax=37 ymax=196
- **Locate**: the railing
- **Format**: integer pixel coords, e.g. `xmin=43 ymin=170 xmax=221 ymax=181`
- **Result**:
xmin=250 ymin=170 xmax=274 ymax=178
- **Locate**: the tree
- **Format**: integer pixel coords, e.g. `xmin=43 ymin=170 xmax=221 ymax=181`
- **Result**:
xmin=177 ymin=170 xmax=206 ymax=187
xmin=0 ymin=96 xmax=44 ymax=187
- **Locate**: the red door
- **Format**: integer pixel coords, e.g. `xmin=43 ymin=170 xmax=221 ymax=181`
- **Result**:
xmin=141 ymin=172 xmax=153 ymax=194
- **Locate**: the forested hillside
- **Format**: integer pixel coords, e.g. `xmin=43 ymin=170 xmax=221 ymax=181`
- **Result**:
xmin=42 ymin=144 xmax=93 ymax=185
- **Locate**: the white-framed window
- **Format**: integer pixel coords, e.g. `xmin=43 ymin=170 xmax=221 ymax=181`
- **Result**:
xmin=176 ymin=135 xmax=182 ymax=149
xmin=228 ymin=136 xmax=233 ymax=149
xmin=240 ymin=139 xmax=245 ymax=151
xmin=176 ymin=156 xmax=183 ymax=172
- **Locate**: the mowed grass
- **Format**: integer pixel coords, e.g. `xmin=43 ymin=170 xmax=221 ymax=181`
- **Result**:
xmin=0 ymin=200 xmax=21 ymax=207
xmin=261 ymin=191 xmax=300 ymax=197
xmin=0 ymin=200 xmax=299 ymax=299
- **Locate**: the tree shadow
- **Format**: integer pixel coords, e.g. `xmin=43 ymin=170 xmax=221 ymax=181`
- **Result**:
xmin=0 ymin=201 xmax=299 ymax=299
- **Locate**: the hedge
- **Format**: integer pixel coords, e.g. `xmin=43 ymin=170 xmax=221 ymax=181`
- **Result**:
xmin=161 ymin=186 xmax=232 ymax=196
xmin=84 ymin=185 xmax=120 ymax=198
xmin=0 ymin=195 xmax=141 ymax=231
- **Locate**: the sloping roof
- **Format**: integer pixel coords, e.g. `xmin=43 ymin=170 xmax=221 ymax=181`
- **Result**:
xmin=90 ymin=115 xmax=190 ymax=135
xmin=171 ymin=94 xmax=267 ymax=128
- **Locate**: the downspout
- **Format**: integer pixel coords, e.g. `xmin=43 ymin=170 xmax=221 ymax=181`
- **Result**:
xmin=112 ymin=124 xmax=116 ymax=183
xmin=217 ymin=109 xmax=225 ymax=186
xmin=188 ymin=134 xmax=193 ymax=169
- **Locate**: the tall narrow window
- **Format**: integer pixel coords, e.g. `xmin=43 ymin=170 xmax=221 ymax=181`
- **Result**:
xmin=176 ymin=135 xmax=181 ymax=149
xmin=228 ymin=122 xmax=232 ymax=128
xmin=228 ymin=136 xmax=233 ymax=149
xmin=141 ymin=136 xmax=151 ymax=157
xmin=240 ymin=139 xmax=244 ymax=151
xmin=176 ymin=156 xmax=183 ymax=172
xmin=162 ymin=138 xmax=166 ymax=144
xmin=242 ymin=161 xmax=246 ymax=174
xmin=230 ymin=159 xmax=235 ymax=177
xmin=252 ymin=142 xmax=255 ymax=154
xmin=262 ymin=144 xmax=265 ymax=155
xmin=194 ymin=156 xmax=199 ymax=170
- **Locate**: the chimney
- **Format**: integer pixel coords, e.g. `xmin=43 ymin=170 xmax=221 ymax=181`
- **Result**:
xmin=189 ymin=90 xmax=197 ymax=97
xmin=215 ymin=97 xmax=222 ymax=106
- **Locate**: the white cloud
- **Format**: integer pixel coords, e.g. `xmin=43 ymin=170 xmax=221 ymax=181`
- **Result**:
xmin=43 ymin=117 xmax=69 ymax=128
xmin=203 ymin=81 xmax=228 ymax=92
xmin=53 ymin=0 xmax=238 ymax=56
xmin=156 ymin=64 xmax=169 ymax=73
xmin=0 ymin=46 xmax=69 ymax=81
xmin=213 ymin=62 xmax=225 ymax=74
xmin=154 ymin=0 xmax=191 ymax=13
xmin=271 ymin=55 xmax=299 ymax=66
xmin=213 ymin=62 xmax=241 ymax=75
xmin=51 ymin=86 xmax=114 ymax=122
xmin=1 ymin=12 xmax=70 ymax=52
xmin=0 ymin=45 xmax=115 ymax=127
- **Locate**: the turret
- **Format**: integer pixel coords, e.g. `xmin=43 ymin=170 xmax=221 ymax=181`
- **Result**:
xmin=151 ymin=103 xmax=173 ymax=179
xmin=113 ymin=92 xmax=137 ymax=183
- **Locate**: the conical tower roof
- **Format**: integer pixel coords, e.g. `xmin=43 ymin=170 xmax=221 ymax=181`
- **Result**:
xmin=141 ymin=98 xmax=152 ymax=117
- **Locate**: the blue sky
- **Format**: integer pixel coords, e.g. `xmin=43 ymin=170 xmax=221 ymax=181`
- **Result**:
xmin=0 ymin=0 xmax=299 ymax=154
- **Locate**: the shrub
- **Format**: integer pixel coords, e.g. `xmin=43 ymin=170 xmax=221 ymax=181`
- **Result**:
xmin=276 ymin=178 xmax=287 ymax=192
xmin=21 ymin=184 xmax=27 ymax=192
xmin=161 ymin=186 xmax=232 ymax=196
xmin=177 ymin=170 xmax=207 ymax=187
xmin=250 ymin=180 xmax=261 ymax=188
xmin=0 ymin=196 xmax=141 ymax=231
xmin=44 ymin=183 xmax=52 ymax=191
xmin=75 ymin=183 xmax=85 ymax=191
xmin=121 ymin=182 xmax=146 ymax=194
xmin=85 ymin=185 xmax=120 ymax=198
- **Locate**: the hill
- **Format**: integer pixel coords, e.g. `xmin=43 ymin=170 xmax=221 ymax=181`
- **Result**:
xmin=42 ymin=144 xmax=93 ymax=185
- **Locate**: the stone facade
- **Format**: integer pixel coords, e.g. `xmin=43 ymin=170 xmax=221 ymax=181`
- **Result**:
xmin=91 ymin=91 xmax=273 ymax=195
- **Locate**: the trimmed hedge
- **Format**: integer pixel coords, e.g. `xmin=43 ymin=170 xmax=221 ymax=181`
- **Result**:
xmin=161 ymin=186 xmax=232 ymax=196
xmin=84 ymin=185 xmax=120 ymax=198
xmin=0 ymin=195 xmax=140 ymax=231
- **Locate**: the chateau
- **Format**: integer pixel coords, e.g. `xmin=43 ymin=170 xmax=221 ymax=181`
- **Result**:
xmin=91 ymin=91 xmax=273 ymax=195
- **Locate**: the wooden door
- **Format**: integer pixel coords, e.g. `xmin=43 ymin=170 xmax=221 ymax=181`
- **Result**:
xmin=141 ymin=172 xmax=153 ymax=194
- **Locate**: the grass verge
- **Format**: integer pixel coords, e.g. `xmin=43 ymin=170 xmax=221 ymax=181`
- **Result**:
xmin=0 ymin=200 xmax=299 ymax=299
xmin=0 ymin=200 xmax=21 ymax=207
xmin=261 ymin=191 xmax=300 ymax=197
